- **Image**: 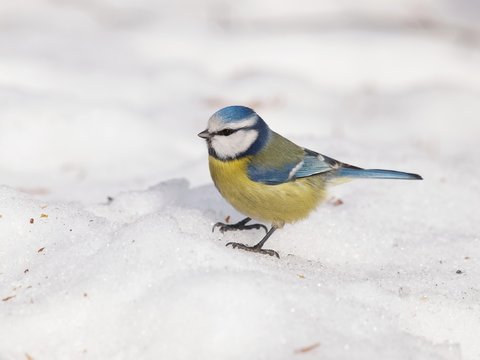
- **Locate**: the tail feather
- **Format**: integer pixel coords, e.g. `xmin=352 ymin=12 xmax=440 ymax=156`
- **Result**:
xmin=335 ymin=168 xmax=423 ymax=180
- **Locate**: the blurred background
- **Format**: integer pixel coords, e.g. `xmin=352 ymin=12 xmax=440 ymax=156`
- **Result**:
xmin=1 ymin=0 xmax=479 ymax=203
xmin=2 ymin=3 xmax=480 ymax=359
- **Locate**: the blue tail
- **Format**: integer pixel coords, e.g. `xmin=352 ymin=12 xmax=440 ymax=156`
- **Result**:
xmin=336 ymin=168 xmax=422 ymax=180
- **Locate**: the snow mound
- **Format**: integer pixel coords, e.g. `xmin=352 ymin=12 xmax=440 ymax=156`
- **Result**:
xmin=0 ymin=180 xmax=474 ymax=359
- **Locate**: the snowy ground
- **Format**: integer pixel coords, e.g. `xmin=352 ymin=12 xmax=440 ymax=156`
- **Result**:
xmin=1 ymin=1 xmax=480 ymax=359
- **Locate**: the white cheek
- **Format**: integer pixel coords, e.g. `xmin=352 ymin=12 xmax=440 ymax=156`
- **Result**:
xmin=211 ymin=130 xmax=258 ymax=159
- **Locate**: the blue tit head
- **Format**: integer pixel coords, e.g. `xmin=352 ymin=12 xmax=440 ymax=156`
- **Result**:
xmin=198 ymin=106 xmax=271 ymax=160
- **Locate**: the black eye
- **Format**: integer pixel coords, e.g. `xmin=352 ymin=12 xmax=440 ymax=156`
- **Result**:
xmin=217 ymin=129 xmax=235 ymax=136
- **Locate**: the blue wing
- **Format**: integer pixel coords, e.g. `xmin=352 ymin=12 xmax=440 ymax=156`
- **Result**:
xmin=294 ymin=150 xmax=340 ymax=178
xmin=246 ymin=131 xmax=421 ymax=185
xmin=247 ymin=148 xmax=340 ymax=185
xmin=247 ymin=149 xmax=421 ymax=184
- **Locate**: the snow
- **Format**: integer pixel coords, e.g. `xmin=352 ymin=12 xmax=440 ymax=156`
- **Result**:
xmin=1 ymin=1 xmax=480 ymax=359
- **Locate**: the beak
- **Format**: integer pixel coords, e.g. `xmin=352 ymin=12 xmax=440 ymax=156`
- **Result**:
xmin=198 ymin=129 xmax=211 ymax=139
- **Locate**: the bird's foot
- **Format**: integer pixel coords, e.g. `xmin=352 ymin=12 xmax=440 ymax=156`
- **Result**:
xmin=212 ymin=220 xmax=268 ymax=234
xmin=225 ymin=242 xmax=279 ymax=258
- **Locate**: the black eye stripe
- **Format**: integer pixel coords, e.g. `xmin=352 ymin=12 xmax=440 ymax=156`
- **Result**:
xmin=214 ymin=128 xmax=238 ymax=136
xmin=211 ymin=126 xmax=255 ymax=137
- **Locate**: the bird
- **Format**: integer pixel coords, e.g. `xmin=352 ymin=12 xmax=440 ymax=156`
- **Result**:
xmin=198 ymin=105 xmax=422 ymax=258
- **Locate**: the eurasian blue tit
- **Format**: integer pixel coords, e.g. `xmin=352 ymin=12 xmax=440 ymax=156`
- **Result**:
xmin=198 ymin=105 xmax=422 ymax=258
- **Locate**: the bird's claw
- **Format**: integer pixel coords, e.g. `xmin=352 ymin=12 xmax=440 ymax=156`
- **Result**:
xmin=225 ymin=242 xmax=280 ymax=258
xmin=212 ymin=222 xmax=268 ymax=234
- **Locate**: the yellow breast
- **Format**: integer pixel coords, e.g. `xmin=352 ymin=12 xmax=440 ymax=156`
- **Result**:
xmin=209 ymin=156 xmax=327 ymax=227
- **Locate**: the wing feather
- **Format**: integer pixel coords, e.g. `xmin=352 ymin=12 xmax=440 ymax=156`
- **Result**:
xmin=247 ymin=132 xmax=344 ymax=185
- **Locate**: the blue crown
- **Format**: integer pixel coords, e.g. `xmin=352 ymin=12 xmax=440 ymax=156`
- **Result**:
xmin=213 ymin=106 xmax=256 ymax=123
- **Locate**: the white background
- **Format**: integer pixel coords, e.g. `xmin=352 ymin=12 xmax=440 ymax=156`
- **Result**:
xmin=1 ymin=1 xmax=479 ymax=359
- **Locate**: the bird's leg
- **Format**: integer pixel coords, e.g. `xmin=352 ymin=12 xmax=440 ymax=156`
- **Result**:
xmin=212 ymin=217 xmax=268 ymax=234
xmin=226 ymin=226 xmax=279 ymax=258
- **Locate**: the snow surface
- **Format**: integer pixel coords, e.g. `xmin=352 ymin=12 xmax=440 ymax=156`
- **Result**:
xmin=1 ymin=1 xmax=480 ymax=359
